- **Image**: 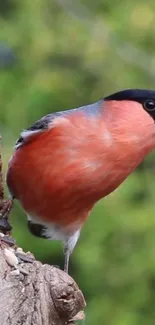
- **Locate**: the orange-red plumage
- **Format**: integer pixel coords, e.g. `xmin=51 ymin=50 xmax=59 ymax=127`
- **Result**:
xmin=7 ymin=101 xmax=155 ymax=227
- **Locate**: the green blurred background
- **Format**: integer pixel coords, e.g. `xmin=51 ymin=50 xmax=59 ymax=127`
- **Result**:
xmin=1 ymin=0 xmax=155 ymax=324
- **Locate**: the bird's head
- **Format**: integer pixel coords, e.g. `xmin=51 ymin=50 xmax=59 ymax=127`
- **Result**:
xmin=104 ymin=88 xmax=155 ymax=121
xmin=102 ymin=89 xmax=155 ymax=153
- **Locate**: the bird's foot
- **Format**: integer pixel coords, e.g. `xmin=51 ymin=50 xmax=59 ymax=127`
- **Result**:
xmin=52 ymin=265 xmax=60 ymax=269
xmin=0 ymin=234 xmax=15 ymax=246
xmin=0 ymin=199 xmax=13 ymax=233
xmin=15 ymin=252 xmax=35 ymax=264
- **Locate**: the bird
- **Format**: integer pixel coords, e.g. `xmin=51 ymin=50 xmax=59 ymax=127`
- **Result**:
xmin=6 ymin=89 xmax=155 ymax=273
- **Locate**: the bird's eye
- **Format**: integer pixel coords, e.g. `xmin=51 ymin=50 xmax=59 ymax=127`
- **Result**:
xmin=144 ymin=99 xmax=155 ymax=111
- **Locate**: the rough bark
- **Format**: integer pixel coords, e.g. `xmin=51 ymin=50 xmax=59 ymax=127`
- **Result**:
xmin=0 ymin=246 xmax=86 ymax=325
xmin=0 ymin=140 xmax=86 ymax=325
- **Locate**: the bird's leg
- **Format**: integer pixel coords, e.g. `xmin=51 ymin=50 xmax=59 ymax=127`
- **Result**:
xmin=63 ymin=229 xmax=81 ymax=273
xmin=64 ymin=247 xmax=70 ymax=273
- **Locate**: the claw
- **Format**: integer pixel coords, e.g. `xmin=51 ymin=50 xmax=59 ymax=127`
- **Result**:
xmin=15 ymin=252 xmax=34 ymax=264
xmin=0 ymin=219 xmax=12 ymax=232
xmin=1 ymin=235 xmax=15 ymax=246
xmin=0 ymin=199 xmax=13 ymax=233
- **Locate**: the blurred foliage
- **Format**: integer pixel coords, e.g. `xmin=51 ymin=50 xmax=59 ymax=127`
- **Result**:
xmin=1 ymin=0 xmax=155 ymax=324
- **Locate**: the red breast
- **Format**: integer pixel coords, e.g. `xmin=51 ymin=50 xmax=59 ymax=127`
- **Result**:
xmin=7 ymin=100 xmax=155 ymax=228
